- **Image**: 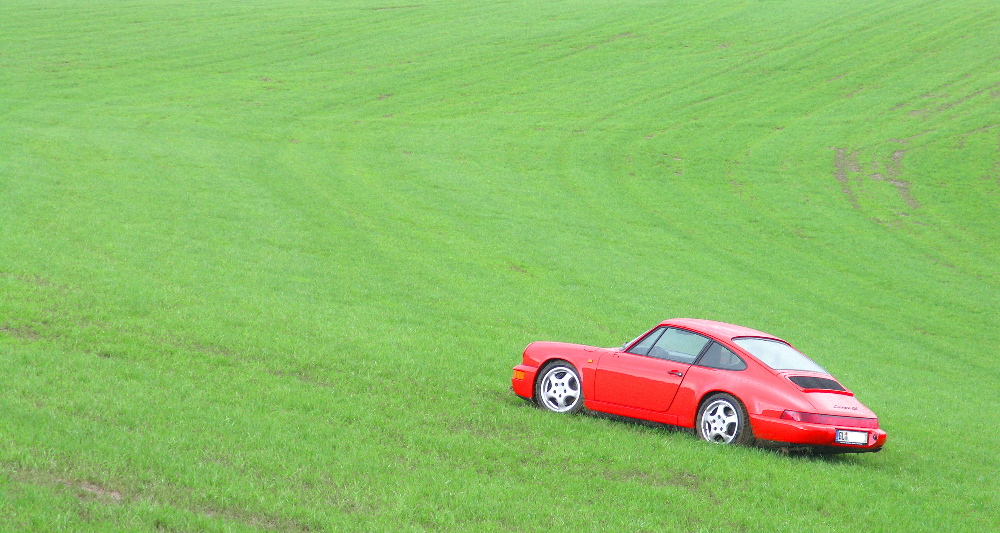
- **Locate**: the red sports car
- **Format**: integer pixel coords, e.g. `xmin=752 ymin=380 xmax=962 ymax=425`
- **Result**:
xmin=511 ymin=318 xmax=887 ymax=453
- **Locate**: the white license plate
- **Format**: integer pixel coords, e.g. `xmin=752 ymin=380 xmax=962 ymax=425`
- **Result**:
xmin=836 ymin=430 xmax=868 ymax=445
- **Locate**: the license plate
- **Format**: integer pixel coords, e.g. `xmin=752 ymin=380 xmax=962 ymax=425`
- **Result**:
xmin=836 ymin=430 xmax=868 ymax=445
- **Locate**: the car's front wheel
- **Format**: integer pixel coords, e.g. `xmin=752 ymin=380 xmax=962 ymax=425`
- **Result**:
xmin=535 ymin=361 xmax=584 ymax=413
xmin=696 ymin=393 xmax=753 ymax=445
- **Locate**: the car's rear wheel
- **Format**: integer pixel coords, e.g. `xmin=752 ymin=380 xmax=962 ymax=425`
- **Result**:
xmin=535 ymin=361 xmax=584 ymax=413
xmin=697 ymin=393 xmax=753 ymax=445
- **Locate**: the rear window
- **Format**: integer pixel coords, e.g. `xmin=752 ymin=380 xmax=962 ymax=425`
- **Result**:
xmin=732 ymin=337 xmax=827 ymax=373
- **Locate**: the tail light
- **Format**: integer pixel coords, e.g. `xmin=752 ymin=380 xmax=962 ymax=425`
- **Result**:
xmin=780 ymin=410 xmax=878 ymax=429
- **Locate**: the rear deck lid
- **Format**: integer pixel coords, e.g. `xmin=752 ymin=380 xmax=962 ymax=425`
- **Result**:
xmin=800 ymin=390 xmax=877 ymax=420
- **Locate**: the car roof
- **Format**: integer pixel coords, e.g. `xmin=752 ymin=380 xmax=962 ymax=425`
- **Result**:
xmin=660 ymin=318 xmax=783 ymax=342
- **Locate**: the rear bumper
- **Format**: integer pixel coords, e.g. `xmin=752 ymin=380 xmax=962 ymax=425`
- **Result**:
xmin=511 ymin=364 xmax=538 ymax=399
xmin=750 ymin=414 xmax=887 ymax=452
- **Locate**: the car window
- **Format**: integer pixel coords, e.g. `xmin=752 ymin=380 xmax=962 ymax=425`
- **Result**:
xmin=697 ymin=342 xmax=747 ymax=370
xmin=626 ymin=327 xmax=665 ymax=356
xmin=733 ymin=337 xmax=827 ymax=373
xmin=647 ymin=328 xmax=711 ymax=364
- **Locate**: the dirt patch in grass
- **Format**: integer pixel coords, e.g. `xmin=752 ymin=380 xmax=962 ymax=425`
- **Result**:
xmin=729 ymin=179 xmax=747 ymax=198
xmin=189 ymin=341 xmax=237 ymax=357
xmin=605 ymin=467 xmax=703 ymax=491
xmin=610 ymin=32 xmax=637 ymax=41
xmin=0 ymin=270 xmax=57 ymax=288
xmin=267 ymin=369 xmax=334 ymax=388
xmin=506 ymin=261 xmax=532 ymax=276
xmin=832 ymin=146 xmax=919 ymax=210
xmin=831 ymin=148 xmax=861 ymax=209
xmin=935 ymin=83 xmax=998 ymax=112
xmin=158 ymin=333 xmax=241 ymax=359
xmin=869 ymin=149 xmax=920 ymax=208
xmin=8 ymin=464 xmax=328 ymax=531
xmin=0 ymin=325 xmax=41 ymax=341
xmin=844 ymin=87 xmax=864 ymax=98
xmin=7 ymin=466 xmax=124 ymax=503
xmin=955 ymin=124 xmax=996 ymax=149
xmin=79 ymin=481 xmax=123 ymax=502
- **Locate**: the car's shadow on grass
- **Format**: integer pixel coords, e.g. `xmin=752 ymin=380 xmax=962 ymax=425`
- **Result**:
xmin=583 ymin=408 xmax=696 ymax=435
xmin=513 ymin=396 xmax=876 ymax=464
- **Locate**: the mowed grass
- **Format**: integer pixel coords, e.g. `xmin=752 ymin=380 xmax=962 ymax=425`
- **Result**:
xmin=1 ymin=0 xmax=999 ymax=530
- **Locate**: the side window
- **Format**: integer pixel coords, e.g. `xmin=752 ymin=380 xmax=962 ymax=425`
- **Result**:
xmin=626 ymin=327 xmax=665 ymax=356
xmin=648 ymin=328 xmax=711 ymax=364
xmin=698 ymin=342 xmax=747 ymax=370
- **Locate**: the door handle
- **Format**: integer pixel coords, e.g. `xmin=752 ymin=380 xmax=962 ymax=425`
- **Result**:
xmin=668 ymin=371 xmax=684 ymax=377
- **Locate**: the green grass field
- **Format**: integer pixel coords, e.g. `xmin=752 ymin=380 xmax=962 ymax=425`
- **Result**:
xmin=2 ymin=0 xmax=999 ymax=530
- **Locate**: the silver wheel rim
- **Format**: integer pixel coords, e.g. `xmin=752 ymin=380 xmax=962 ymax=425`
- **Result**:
xmin=701 ymin=399 xmax=740 ymax=443
xmin=539 ymin=366 xmax=581 ymax=412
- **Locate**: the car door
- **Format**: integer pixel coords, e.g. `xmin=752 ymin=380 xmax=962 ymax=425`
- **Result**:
xmin=596 ymin=327 xmax=712 ymax=412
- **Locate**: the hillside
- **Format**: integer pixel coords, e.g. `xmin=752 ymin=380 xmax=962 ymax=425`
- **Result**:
xmin=2 ymin=0 xmax=999 ymax=530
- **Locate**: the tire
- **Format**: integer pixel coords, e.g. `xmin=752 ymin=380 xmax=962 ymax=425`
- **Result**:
xmin=534 ymin=361 xmax=584 ymax=414
xmin=696 ymin=393 xmax=753 ymax=445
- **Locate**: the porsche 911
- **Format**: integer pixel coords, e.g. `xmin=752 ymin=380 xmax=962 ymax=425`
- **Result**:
xmin=511 ymin=318 xmax=886 ymax=453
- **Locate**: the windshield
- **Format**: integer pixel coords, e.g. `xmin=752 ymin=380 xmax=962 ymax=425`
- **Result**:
xmin=732 ymin=337 xmax=827 ymax=373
